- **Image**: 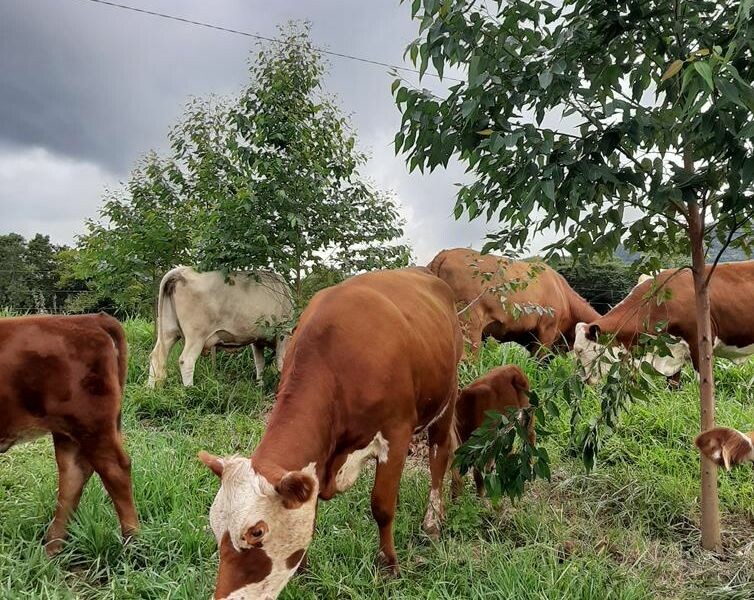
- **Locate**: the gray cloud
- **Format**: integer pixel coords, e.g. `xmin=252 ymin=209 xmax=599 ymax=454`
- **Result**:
xmin=0 ymin=0 xmax=489 ymax=262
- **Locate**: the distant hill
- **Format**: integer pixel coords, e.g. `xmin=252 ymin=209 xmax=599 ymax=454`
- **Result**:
xmin=615 ymin=240 xmax=750 ymax=265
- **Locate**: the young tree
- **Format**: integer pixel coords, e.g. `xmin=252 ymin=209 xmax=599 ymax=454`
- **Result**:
xmin=76 ymin=153 xmax=194 ymax=317
xmin=179 ymin=24 xmax=411 ymax=300
xmin=395 ymin=0 xmax=754 ymax=549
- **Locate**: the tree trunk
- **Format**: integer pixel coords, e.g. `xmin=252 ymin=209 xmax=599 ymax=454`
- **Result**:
xmin=687 ymin=179 xmax=721 ymax=551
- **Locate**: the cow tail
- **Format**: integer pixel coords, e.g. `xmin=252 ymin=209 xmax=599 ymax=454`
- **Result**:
xmin=156 ymin=268 xmax=184 ymax=342
xmin=98 ymin=313 xmax=129 ymax=392
xmin=448 ymin=386 xmax=463 ymax=466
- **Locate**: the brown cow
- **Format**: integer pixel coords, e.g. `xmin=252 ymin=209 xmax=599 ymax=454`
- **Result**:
xmin=199 ymin=268 xmax=463 ymax=600
xmin=428 ymin=248 xmax=600 ymax=354
xmin=696 ymin=427 xmax=754 ymax=470
xmin=0 ymin=313 xmax=138 ymax=555
xmin=451 ymin=365 xmax=535 ymax=498
xmin=574 ymin=261 xmax=754 ymax=373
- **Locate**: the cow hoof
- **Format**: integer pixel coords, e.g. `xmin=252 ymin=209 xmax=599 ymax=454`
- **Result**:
xmin=376 ymin=551 xmax=400 ymax=577
xmin=44 ymin=538 xmax=64 ymax=557
xmin=422 ymin=523 xmax=441 ymax=541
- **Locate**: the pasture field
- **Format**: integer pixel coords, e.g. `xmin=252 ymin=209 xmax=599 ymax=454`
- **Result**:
xmin=1 ymin=319 xmax=754 ymax=599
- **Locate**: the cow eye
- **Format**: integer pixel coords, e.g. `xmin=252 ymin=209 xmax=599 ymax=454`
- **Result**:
xmin=242 ymin=520 xmax=269 ymax=547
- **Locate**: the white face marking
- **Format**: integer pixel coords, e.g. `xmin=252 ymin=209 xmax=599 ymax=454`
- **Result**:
xmin=210 ymin=458 xmax=318 ymax=600
xmin=713 ymin=338 xmax=754 ymax=364
xmin=572 ymin=323 xmax=623 ymax=384
xmin=335 ymin=432 xmax=389 ymax=492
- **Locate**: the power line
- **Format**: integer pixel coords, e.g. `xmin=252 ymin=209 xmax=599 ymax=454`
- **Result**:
xmin=75 ymin=0 xmax=463 ymax=83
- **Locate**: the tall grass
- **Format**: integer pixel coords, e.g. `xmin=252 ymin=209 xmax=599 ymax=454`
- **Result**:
xmin=1 ymin=320 xmax=753 ymax=598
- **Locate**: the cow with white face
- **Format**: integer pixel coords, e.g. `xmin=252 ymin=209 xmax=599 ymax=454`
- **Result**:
xmin=696 ymin=427 xmax=754 ymax=471
xmin=572 ymin=263 xmax=754 ymax=383
xmin=199 ymin=454 xmax=317 ymax=599
xmin=573 ymin=321 xmax=690 ymax=384
xmin=199 ymin=268 xmax=464 ymax=599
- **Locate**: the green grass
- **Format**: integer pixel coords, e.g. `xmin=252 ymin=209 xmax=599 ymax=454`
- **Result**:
xmin=2 ymin=321 xmax=754 ymax=598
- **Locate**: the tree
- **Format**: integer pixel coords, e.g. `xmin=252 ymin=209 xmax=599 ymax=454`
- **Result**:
xmin=396 ymin=0 xmax=754 ymax=549
xmin=79 ymin=24 xmax=410 ymax=315
xmin=180 ymin=24 xmax=411 ymax=300
xmin=76 ymin=153 xmax=194 ymax=317
xmin=26 ymin=234 xmax=63 ymax=311
xmin=0 ymin=233 xmax=32 ymax=310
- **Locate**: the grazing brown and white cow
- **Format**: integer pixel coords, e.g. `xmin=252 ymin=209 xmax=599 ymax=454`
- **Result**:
xmin=199 ymin=268 xmax=463 ymax=600
xmin=573 ymin=262 xmax=754 ymax=381
xmin=0 ymin=313 xmax=138 ymax=555
xmin=573 ymin=273 xmax=691 ymax=384
xmin=451 ymin=365 xmax=535 ymax=498
xmin=428 ymin=248 xmax=600 ymax=354
xmin=695 ymin=427 xmax=754 ymax=470
xmin=147 ymin=267 xmax=294 ymax=387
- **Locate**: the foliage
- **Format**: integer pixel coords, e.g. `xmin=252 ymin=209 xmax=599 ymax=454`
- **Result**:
xmin=553 ymin=258 xmax=637 ymax=314
xmin=75 ymin=153 xmax=194 ymax=317
xmin=0 ymin=233 xmax=69 ymax=312
xmin=397 ymin=0 xmax=754 ymax=522
xmin=396 ymin=0 xmax=754 ymax=269
xmin=76 ymin=24 xmax=409 ymax=315
xmin=173 ymin=24 xmax=411 ymax=300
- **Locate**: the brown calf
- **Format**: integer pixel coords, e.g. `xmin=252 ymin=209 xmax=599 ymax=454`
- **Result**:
xmin=199 ymin=267 xmax=463 ymax=599
xmin=428 ymin=248 xmax=600 ymax=355
xmin=0 ymin=313 xmax=138 ymax=555
xmin=695 ymin=427 xmax=754 ymax=470
xmin=451 ymin=365 xmax=535 ymax=497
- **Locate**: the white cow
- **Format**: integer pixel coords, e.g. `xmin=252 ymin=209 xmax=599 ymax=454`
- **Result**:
xmin=147 ymin=266 xmax=294 ymax=387
xmin=572 ymin=273 xmax=691 ymax=384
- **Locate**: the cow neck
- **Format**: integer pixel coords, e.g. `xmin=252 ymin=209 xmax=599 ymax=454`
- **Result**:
xmin=569 ymin=291 xmax=601 ymax=326
xmin=251 ymin=377 xmax=335 ymax=485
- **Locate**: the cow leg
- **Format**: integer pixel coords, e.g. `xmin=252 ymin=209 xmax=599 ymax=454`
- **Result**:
xmin=147 ymin=331 xmax=179 ymax=388
xmin=83 ymin=430 xmax=139 ymax=541
xmin=178 ymin=339 xmax=204 ymax=387
xmin=46 ymin=434 xmax=94 ymax=556
xmin=370 ymin=426 xmax=412 ymax=576
xmin=275 ymin=335 xmax=290 ymax=372
xmin=473 ymin=468 xmax=486 ymax=498
xmin=450 ymin=467 xmax=465 ymax=499
xmin=252 ymin=344 xmax=265 ymax=383
xmin=422 ymin=406 xmax=455 ymax=540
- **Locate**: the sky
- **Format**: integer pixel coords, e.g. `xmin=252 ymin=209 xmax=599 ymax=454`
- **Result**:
xmin=0 ymin=0 xmax=499 ymax=264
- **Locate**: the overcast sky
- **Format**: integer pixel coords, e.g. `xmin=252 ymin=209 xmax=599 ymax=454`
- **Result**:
xmin=0 ymin=0 xmax=504 ymax=264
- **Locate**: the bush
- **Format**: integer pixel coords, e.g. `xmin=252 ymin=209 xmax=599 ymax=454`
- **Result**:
xmin=553 ymin=259 xmax=637 ymax=315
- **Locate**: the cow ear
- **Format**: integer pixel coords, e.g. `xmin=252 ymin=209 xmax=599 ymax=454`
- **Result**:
xmin=198 ymin=451 xmax=224 ymax=478
xmin=586 ymin=324 xmax=601 ymax=341
xmin=695 ymin=428 xmax=754 ymax=470
xmin=276 ymin=471 xmax=316 ymax=509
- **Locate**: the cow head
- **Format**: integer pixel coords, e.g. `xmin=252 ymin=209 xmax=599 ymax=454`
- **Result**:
xmin=572 ymin=322 xmax=621 ymax=385
xmin=695 ymin=427 xmax=754 ymax=470
xmin=199 ymin=452 xmax=318 ymax=600
xmin=573 ymin=323 xmax=688 ymax=384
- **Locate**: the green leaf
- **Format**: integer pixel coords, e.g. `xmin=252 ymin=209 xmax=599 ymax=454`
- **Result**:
xmin=538 ymin=70 xmax=553 ymax=89
xmin=693 ymin=61 xmax=714 ymax=92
